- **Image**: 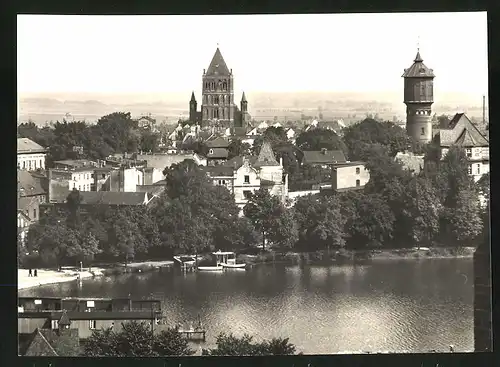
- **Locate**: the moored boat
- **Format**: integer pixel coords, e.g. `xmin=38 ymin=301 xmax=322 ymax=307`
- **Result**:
xmin=197 ymin=265 xmax=224 ymax=272
xmin=220 ymin=262 xmax=246 ymax=269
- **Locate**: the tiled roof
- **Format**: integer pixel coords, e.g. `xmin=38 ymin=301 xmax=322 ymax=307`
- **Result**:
xmin=18 ymin=170 xmax=47 ymax=197
xmin=207 ymin=147 xmax=229 ymax=159
xmin=205 ymin=48 xmax=230 ymax=76
xmin=17 ymin=138 xmax=46 ymax=154
xmin=317 ymin=121 xmax=342 ymax=130
xmin=438 ymin=113 xmax=489 ymax=147
xmin=302 ymin=150 xmax=347 ymax=165
xmin=224 ymin=156 xmax=258 ymax=169
xmin=204 ymin=165 xmax=235 ymax=177
xmin=402 ymin=51 xmax=435 ymax=78
xmin=254 ymin=141 xmax=279 ymax=167
xmin=77 ymin=191 xmax=149 ymax=206
xmin=24 ymin=329 xmax=59 ymax=356
xmin=54 ymin=159 xmax=97 ymax=168
xmin=206 ymin=137 xmax=230 ymax=148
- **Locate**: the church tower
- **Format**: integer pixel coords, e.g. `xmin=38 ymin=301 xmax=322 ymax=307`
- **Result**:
xmin=201 ymin=47 xmax=236 ymax=129
xmin=402 ymin=50 xmax=435 ymax=143
xmin=189 ymin=91 xmax=197 ymax=123
xmin=239 ymin=92 xmax=248 ymax=128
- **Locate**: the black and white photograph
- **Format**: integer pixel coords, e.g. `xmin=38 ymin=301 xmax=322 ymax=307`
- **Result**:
xmin=16 ymin=12 xmax=491 ymax=357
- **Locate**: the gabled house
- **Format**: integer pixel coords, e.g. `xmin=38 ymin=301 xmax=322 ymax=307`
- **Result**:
xmin=206 ymin=137 xmax=230 ymax=166
xmin=18 ymin=169 xmax=48 ymax=223
xmin=435 ymin=113 xmax=489 ymax=182
xmin=219 ymin=141 xmax=288 ymax=212
xmin=17 ymin=138 xmax=47 ymax=171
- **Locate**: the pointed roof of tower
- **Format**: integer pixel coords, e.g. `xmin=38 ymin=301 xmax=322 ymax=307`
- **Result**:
xmin=206 ymin=48 xmax=230 ymax=76
xmin=254 ymin=141 xmax=279 ymax=167
xmin=58 ymin=310 xmax=71 ymax=326
xmin=402 ymin=50 xmax=435 ymax=78
xmin=241 ymin=92 xmax=247 ymax=103
xmin=190 ymin=91 xmax=196 ymax=102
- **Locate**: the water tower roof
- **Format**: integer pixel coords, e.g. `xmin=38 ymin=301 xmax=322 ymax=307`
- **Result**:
xmin=402 ymin=51 xmax=435 ymax=78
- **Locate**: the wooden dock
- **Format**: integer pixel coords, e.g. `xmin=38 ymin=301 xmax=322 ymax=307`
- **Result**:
xmin=178 ymin=329 xmax=206 ymax=341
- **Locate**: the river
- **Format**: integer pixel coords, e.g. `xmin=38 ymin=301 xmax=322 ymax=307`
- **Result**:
xmin=19 ymin=258 xmax=474 ymax=354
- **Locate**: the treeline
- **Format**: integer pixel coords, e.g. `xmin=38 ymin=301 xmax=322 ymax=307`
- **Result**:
xmin=17 ymin=112 xmax=161 ymax=167
xmin=22 ymin=147 xmax=487 ymax=269
xmin=20 ymin=116 xmax=488 ymax=268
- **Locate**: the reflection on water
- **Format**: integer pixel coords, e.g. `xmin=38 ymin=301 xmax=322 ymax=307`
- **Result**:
xmin=20 ymin=259 xmax=473 ymax=354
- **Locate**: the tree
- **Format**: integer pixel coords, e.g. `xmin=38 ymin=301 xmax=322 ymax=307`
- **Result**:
xmin=96 ymin=112 xmax=140 ymax=154
xmin=342 ymin=191 xmax=395 ymax=249
xmin=82 ymin=321 xmax=194 ymax=357
xmin=243 ymin=188 xmax=297 ymax=251
xmin=343 ymin=118 xmax=411 ymax=159
xmin=139 ymin=130 xmax=160 ymax=153
xmin=295 ymin=128 xmax=348 ymax=156
xmin=25 ymin=222 xmax=80 ymax=269
xmin=202 ymin=333 xmax=297 ymax=356
xmin=401 ymin=177 xmax=442 ymax=247
xmin=228 ymin=139 xmax=251 ymax=159
xmin=294 ymin=194 xmax=347 ymax=251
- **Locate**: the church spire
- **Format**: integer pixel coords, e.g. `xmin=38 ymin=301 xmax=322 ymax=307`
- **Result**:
xmin=206 ymin=47 xmax=230 ymax=76
xmin=241 ymin=92 xmax=247 ymax=102
xmin=190 ymin=91 xmax=196 ymax=102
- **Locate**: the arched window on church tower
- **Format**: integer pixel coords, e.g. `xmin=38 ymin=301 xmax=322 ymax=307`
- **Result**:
xmin=223 ymin=81 xmax=227 ymax=90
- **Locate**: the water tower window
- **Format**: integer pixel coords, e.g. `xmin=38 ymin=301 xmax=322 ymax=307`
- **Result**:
xmin=356 ymin=167 xmax=360 ymax=174
xmin=421 ymin=127 xmax=425 ymax=135
xmin=356 ymin=179 xmax=360 ymax=187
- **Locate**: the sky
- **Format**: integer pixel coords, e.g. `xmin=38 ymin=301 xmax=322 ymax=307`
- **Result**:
xmin=17 ymin=13 xmax=488 ymax=98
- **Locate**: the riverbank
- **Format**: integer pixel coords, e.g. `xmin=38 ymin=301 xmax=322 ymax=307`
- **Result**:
xmin=237 ymin=246 xmax=476 ymax=267
xmin=18 ymin=260 xmax=174 ymax=290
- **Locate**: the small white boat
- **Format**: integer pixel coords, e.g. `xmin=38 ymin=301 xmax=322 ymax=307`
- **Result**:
xmin=220 ymin=263 xmax=246 ymax=269
xmin=197 ymin=266 xmax=224 ymax=272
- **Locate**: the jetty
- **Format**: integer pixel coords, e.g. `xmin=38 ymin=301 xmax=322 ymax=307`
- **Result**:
xmin=178 ymin=329 xmax=206 ymax=341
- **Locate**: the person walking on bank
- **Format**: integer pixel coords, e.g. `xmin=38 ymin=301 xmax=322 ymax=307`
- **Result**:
xmin=28 ymin=268 xmax=32 ymax=277
xmin=34 ymin=269 xmax=38 ymax=277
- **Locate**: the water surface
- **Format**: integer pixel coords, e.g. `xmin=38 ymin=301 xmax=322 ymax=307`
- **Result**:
xmin=20 ymin=258 xmax=473 ymax=354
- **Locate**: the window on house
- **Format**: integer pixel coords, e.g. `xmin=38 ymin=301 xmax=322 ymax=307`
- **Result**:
xmin=33 ymin=208 xmax=37 ymax=219
xmin=218 ymin=180 xmax=222 ymax=185
xmin=466 ymin=148 xmax=472 ymax=157
xmin=477 ymin=164 xmax=481 ymax=175
xmin=73 ymin=183 xmax=76 ymax=188
xmin=356 ymin=179 xmax=361 ymax=187
xmin=78 ymin=185 xmax=81 ymax=191
xmin=244 ymin=175 xmax=250 ymax=184
xmin=222 ymin=180 xmax=226 ymax=185
xmin=51 ymin=320 xmax=59 ymax=329
xmin=89 ymin=320 xmax=97 ymax=330
xmin=243 ymin=190 xmax=252 ymax=199
xmin=102 ymin=174 xmax=106 ymax=179
xmin=39 ymin=159 xmax=42 ymax=167
xmin=355 ymin=167 xmax=360 ymax=174
xmin=421 ymin=127 xmax=425 ymax=135
xmin=467 ymin=165 xmax=472 ymax=175
xmin=209 ymin=149 xmax=214 ymax=155
xmin=22 ymin=161 xmax=25 ymax=169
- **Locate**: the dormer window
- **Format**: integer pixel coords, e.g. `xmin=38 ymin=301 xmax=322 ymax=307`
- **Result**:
xmin=419 ymin=68 xmax=426 ymax=73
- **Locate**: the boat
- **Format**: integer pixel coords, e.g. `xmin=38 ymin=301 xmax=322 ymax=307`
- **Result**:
xmin=213 ymin=251 xmax=247 ymax=270
xmin=197 ymin=265 xmax=224 ymax=272
xmin=197 ymin=251 xmax=246 ymax=271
